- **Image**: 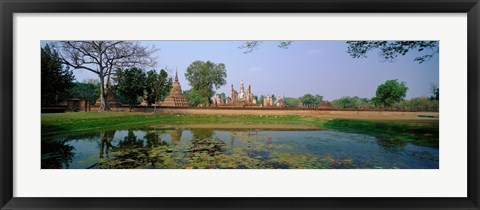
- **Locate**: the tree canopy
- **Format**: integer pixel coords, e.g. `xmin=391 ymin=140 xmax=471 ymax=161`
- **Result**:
xmin=144 ymin=69 xmax=172 ymax=108
xmin=331 ymin=96 xmax=372 ymax=109
xmin=115 ymin=68 xmax=147 ymax=111
xmin=184 ymin=60 xmax=227 ymax=106
xmin=346 ymin=41 xmax=438 ymax=64
xmin=57 ymin=41 xmax=159 ymax=111
xmin=372 ymin=79 xmax=409 ymax=107
xmin=284 ymin=97 xmax=301 ymax=108
xmin=239 ymin=40 xmax=438 ymax=64
xmin=41 ymin=44 xmax=75 ymax=105
xmin=67 ymin=80 xmax=100 ymax=104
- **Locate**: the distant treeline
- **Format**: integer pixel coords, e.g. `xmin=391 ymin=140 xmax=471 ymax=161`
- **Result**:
xmin=329 ymin=96 xmax=438 ymax=111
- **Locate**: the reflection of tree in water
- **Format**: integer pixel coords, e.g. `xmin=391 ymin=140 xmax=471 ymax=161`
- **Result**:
xmin=97 ymin=130 xmax=174 ymax=169
xmin=145 ymin=131 xmax=164 ymax=148
xmin=117 ymin=130 xmax=144 ymax=148
xmin=106 ymin=130 xmax=147 ymax=168
xmin=230 ymin=132 xmax=235 ymax=148
xmin=98 ymin=130 xmax=116 ymax=159
xmin=41 ymin=138 xmax=75 ymax=169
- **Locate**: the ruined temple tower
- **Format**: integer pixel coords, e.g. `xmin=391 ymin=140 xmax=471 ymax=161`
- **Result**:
xmin=160 ymin=70 xmax=189 ymax=107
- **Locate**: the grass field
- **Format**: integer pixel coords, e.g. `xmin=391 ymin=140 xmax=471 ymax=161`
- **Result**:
xmin=41 ymin=112 xmax=439 ymax=147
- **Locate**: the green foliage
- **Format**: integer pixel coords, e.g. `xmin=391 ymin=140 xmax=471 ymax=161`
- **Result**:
xmin=216 ymin=93 xmax=227 ymax=103
xmin=431 ymin=88 xmax=439 ymax=101
xmin=284 ymin=97 xmax=301 ymax=107
xmin=429 ymin=84 xmax=439 ymax=101
xmin=346 ymin=41 xmax=439 ymax=63
xmin=115 ymin=68 xmax=147 ymax=111
xmin=331 ymin=96 xmax=373 ymax=109
xmin=184 ymin=89 xmax=205 ymax=107
xmin=259 ymin=95 xmax=265 ymax=106
xmin=372 ymin=79 xmax=408 ymax=108
xmin=392 ymin=97 xmax=439 ymax=111
xmin=144 ymin=70 xmax=158 ymax=106
xmin=144 ymin=69 xmax=173 ymax=107
xmin=67 ymin=80 xmax=100 ymax=104
xmin=41 ymin=44 xmax=75 ymax=105
xmin=159 ymin=69 xmax=173 ymax=102
xmin=300 ymin=94 xmax=323 ymax=108
xmin=184 ymin=60 xmax=227 ymax=105
xmin=300 ymin=94 xmax=316 ymax=107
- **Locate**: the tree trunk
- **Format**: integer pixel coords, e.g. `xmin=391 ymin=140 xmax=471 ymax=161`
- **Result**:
xmin=98 ymin=75 xmax=110 ymax=111
xmin=154 ymin=96 xmax=158 ymax=112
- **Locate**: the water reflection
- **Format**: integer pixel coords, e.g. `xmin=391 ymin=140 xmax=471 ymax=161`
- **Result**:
xmin=169 ymin=129 xmax=182 ymax=145
xmin=99 ymin=130 xmax=115 ymax=159
xmin=41 ymin=126 xmax=439 ymax=169
xmin=41 ymin=139 xmax=75 ymax=169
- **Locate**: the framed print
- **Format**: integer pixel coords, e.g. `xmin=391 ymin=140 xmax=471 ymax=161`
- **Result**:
xmin=1 ymin=0 xmax=479 ymax=209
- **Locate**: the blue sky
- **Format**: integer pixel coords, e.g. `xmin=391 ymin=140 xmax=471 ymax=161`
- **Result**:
xmin=68 ymin=41 xmax=439 ymax=101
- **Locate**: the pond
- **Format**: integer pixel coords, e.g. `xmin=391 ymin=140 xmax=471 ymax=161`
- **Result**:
xmin=41 ymin=124 xmax=439 ymax=169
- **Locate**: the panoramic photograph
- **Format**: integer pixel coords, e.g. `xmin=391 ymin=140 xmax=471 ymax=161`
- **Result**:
xmin=41 ymin=40 xmax=439 ymax=169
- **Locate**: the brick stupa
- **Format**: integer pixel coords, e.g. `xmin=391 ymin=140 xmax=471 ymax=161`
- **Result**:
xmin=160 ymin=70 xmax=189 ymax=107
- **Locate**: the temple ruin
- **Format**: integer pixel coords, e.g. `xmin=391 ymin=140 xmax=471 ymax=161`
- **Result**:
xmin=215 ymin=80 xmax=259 ymax=107
xmin=160 ymin=71 xmax=189 ymax=107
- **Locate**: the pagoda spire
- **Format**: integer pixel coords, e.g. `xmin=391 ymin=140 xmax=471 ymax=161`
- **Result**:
xmin=175 ymin=68 xmax=179 ymax=82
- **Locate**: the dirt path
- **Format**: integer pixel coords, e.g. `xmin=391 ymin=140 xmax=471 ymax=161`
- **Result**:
xmin=155 ymin=109 xmax=439 ymax=121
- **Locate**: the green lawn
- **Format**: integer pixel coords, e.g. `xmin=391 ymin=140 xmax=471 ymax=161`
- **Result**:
xmin=41 ymin=112 xmax=438 ymax=147
xmin=41 ymin=112 xmax=319 ymax=135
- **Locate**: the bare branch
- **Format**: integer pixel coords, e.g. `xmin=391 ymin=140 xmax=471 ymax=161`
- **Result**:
xmin=55 ymin=40 xmax=160 ymax=111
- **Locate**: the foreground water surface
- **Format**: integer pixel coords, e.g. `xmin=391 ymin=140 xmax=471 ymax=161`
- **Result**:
xmin=41 ymin=125 xmax=439 ymax=169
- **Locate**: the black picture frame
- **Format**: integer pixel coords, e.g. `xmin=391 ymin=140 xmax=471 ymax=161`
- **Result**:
xmin=1 ymin=0 xmax=479 ymax=209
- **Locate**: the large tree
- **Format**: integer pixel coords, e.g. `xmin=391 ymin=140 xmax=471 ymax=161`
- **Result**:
xmin=184 ymin=61 xmax=227 ymax=106
xmin=372 ymin=79 xmax=409 ymax=108
xmin=300 ymin=94 xmax=322 ymax=108
xmin=284 ymin=97 xmax=301 ymax=108
xmin=157 ymin=69 xmax=173 ymax=102
xmin=145 ymin=70 xmax=158 ymax=107
xmin=145 ymin=69 xmax=172 ymax=111
xmin=115 ymin=68 xmax=147 ymax=112
xmin=41 ymin=44 xmax=75 ymax=105
xmin=57 ymin=41 xmax=158 ymax=111
xmin=346 ymin=41 xmax=439 ymax=64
